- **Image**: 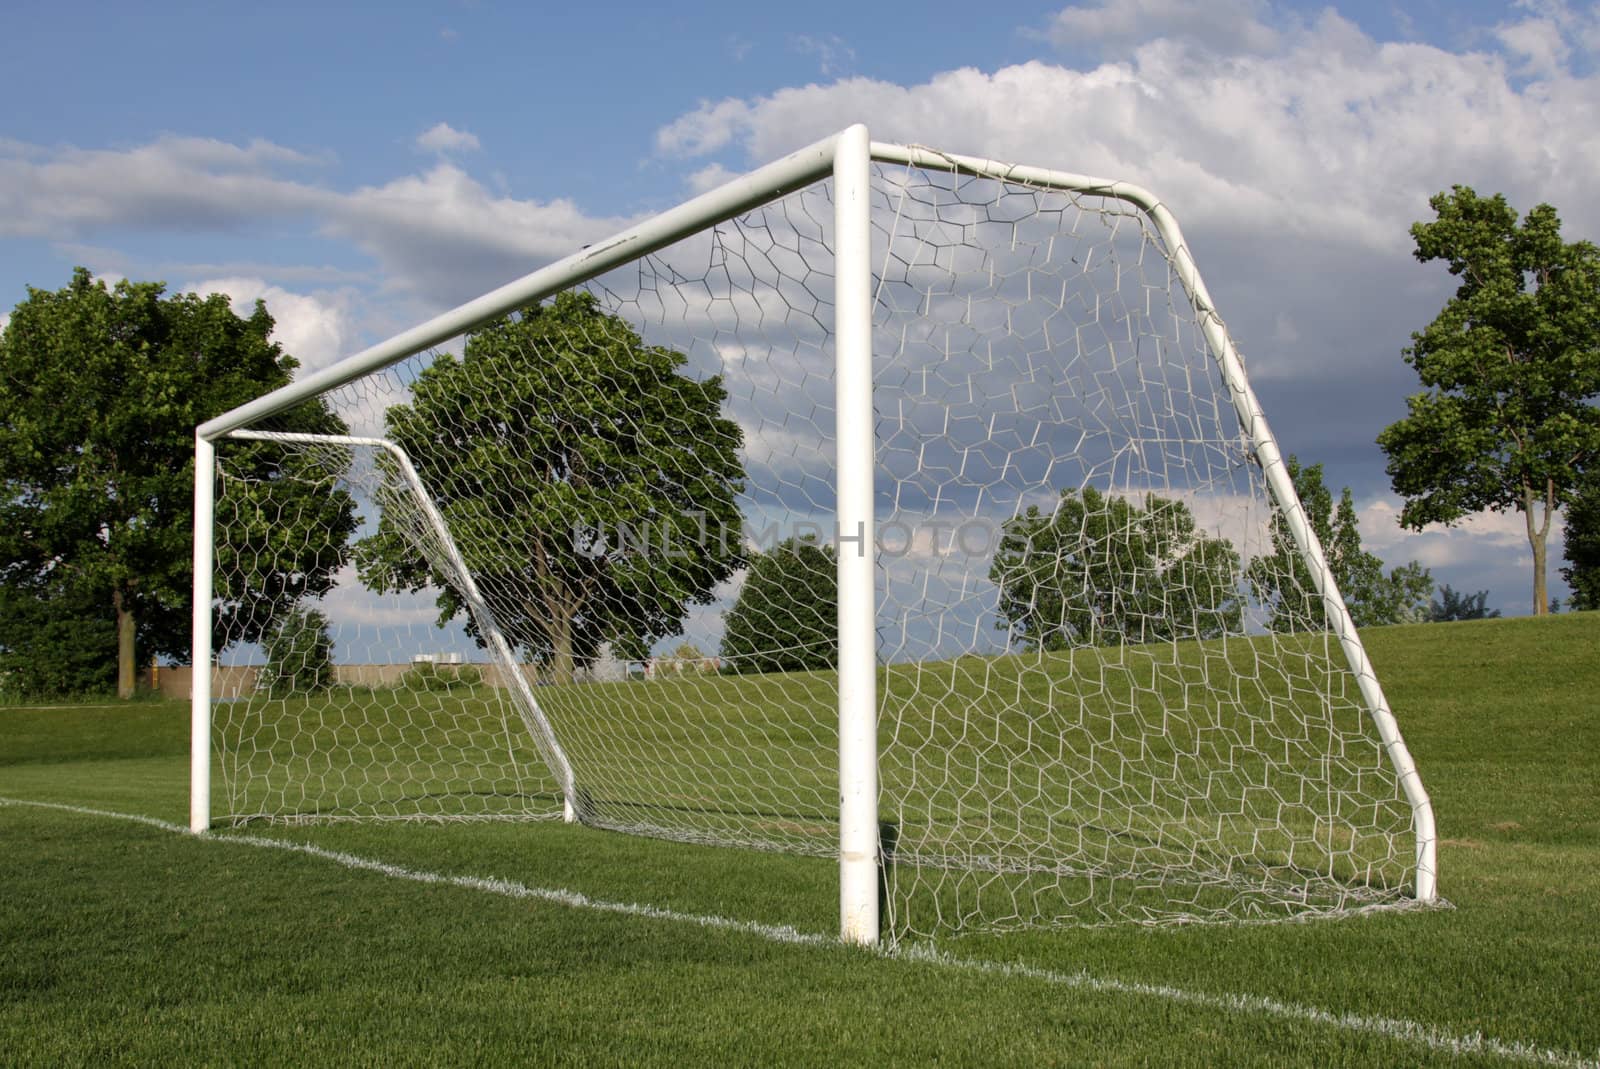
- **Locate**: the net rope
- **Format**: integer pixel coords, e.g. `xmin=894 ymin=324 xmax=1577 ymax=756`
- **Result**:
xmin=210 ymin=158 xmax=1417 ymax=938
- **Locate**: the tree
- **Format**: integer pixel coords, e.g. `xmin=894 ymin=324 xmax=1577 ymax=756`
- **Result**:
xmin=663 ymin=641 xmax=713 ymax=675
xmin=0 ymin=572 xmax=118 ymax=699
xmin=1246 ymin=456 xmax=1433 ymax=631
xmin=1561 ymin=466 xmax=1600 ymax=610
xmin=1377 ymin=187 xmax=1600 ymax=616
xmin=0 ymin=269 xmax=357 ymax=698
xmin=1427 ymin=585 xmax=1502 ymax=622
xmin=720 ymin=535 xmax=838 ymax=674
xmin=990 ymin=487 xmax=1242 ymax=650
xmin=257 ymin=606 xmax=335 ymax=697
xmin=356 ymin=292 xmax=745 ymax=682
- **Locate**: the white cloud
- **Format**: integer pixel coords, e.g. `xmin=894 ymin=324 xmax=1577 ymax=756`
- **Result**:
xmin=1043 ymin=0 xmax=1280 ymax=55
xmin=0 ymin=134 xmax=630 ymax=311
xmin=654 ymin=14 xmax=1600 ymax=253
xmin=1355 ymin=493 xmax=1568 ymax=614
xmin=1358 ymin=496 xmax=1530 ymax=562
xmin=1494 ymin=0 xmax=1600 ymax=77
xmin=187 ymin=277 xmax=357 ymax=376
xmin=325 ymin=162 xmax=628 ymax=306
xmin=415 ymin=122 xmax=480 ymax=154
xmin=647 ymin=6 xmax=1600 ymax=435
xmin=0 ymin=135 xmax=327 ymax=240
xmin=0 ymin=312 xmax=8 ymax=335
xmin=656 ymin=98 xmax=759 ymax=157
xmin=686 ymin=162 xmax=736 ymax=194
xmin=1497 ymin=15 xmax=1572 ymax=75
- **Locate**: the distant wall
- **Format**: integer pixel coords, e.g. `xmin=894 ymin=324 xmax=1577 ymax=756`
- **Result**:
xmin=147 ymin=665 xmax=260 ymax=700
xmin=146 ymin=661 xmax=634 ymax=700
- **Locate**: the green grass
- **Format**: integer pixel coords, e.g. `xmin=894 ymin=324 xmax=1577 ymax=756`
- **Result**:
xmin=3 ymin=613 xmax=1598 ymax=1066
xmin=210 ymin=629 xmax=1439 ymax=934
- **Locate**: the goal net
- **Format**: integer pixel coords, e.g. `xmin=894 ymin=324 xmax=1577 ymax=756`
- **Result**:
xmin=196 ymin=127 xmax=1436 ymax=942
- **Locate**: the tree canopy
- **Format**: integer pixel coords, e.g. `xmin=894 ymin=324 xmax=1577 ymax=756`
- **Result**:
xmin=0 ymin=576 xmax=118 ymax=699
xmin=1377 ymin=187 xmax=1600 ymax=615
xmin=1427 ymin=585 xmax=1502 ymax=623
xmin=0 ymin=268 xmax=355 ymax=698
xmin=1560 ymin=466 xmax=1600 ymax=611
xmin=257 ymin=605 xmax=336 ymax=698
xmin=720 ymin=534 xmax=837 ymax=674
xmin=990 ymin=487 xmax=1242 ymax=650
xmin=1245 ymin=456 xmax=1433 ymax=632
xmin=356 ymin=291 xmax=745 ymax=682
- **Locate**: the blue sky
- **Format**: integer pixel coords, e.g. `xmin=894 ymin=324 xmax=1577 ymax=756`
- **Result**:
xmin=3 ymin=0 xmax=1598 ymax=624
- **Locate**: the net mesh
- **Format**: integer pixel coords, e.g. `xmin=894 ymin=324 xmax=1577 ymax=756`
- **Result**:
xmin=210 ymin=156 xmax=1417 ymax=938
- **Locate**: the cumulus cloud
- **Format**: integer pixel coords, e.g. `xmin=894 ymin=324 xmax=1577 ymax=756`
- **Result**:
xmin=1494 ymin=0 xmax=1600 ymax=77
xmin=187 ymin=277 xmax=357 ymax=375
xmin=0 ymin=132 xmax=629 ymax=311
xmin=656 ymin=98 xmax=756 ymax=158
xmin=686 ymin=162 xmax=736 ymax=194
xmin=0 ymin=312 xmax=8 ymax=335
xmin=650 ymin=7 xmax=1599 ymax=505
xmin=415 ymin=122 xmax=480 ymax=154
xmin=645 ymin=6 xmax=1596 ymax=615
xmin=325 ymin=163 xmax=629 ymax=306
xmin=1356 ymin=494 xmax=1568 ymax=614
xmin=653 ymin=19 xmax=1600 ymax=251
xmin=0 ymin=135 xmax=329 ymax=240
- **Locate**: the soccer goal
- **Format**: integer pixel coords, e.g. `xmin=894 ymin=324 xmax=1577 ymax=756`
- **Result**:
xmin=191 ymin=125 xmax=1437 ymax=945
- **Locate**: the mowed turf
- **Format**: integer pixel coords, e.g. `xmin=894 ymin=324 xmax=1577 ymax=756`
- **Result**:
xmin=2 ymin=613 xmax=1597 ymax=1066
xmin=211 ymin=626 xmax=1422 ymax=936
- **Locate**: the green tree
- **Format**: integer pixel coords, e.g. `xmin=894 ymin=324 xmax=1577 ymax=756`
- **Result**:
xmin=1377 ymin=187 xmax=1600 ymax=616
xmin=720 ymin=535 xmax=837 ymax=674
xmin=0 ymin=573 xmax=118 ymax=699
xmin=1561 ymin=467 xmax=1600 ymax=610
xmin=1246 ymin=456 xmax=1433 ymax=631
xmin=990 ymin=487 xmax=1242 ymax=650
xmin=257 ymin=606 xmax=335 ymax=697
xmin=0 ymin=269 xmax=357 ymax=698
xmin=356 ymin=292 xmax=745 ymax=682
xmin=1427 ymin=585 xmax=1502 ymax=622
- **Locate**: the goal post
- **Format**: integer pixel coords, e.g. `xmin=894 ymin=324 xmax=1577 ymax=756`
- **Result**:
xmin=833 ymin=124 xmax=880 ymax=944
xmin=191 ymin=123 xmax=1438 ymax=945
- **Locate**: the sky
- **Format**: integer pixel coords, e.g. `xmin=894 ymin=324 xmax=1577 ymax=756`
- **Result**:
xmin=3 ymin=0 xmax=1598 ymax=626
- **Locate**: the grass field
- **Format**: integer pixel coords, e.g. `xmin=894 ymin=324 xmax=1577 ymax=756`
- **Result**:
xmin=212 ymin=627 xmax=1423 ymax=938
xmin=3 ymin=614 xmax=1597 ymax=1066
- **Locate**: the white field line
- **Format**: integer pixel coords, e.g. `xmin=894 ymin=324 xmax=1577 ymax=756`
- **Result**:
xmin=3 ymin=796 xmax=1595 ymax=1069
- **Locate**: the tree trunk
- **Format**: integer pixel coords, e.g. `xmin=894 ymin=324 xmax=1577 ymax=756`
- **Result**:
xmin=550 ymin=610 xmax=576 ymax=684
xmin=1525 ymin=486 xmax=1550 ymax=616
xmin=113 ymin=586 xmax=137 ymax=699
xmin=1531 ymin=531 xmax=1548 ymax=616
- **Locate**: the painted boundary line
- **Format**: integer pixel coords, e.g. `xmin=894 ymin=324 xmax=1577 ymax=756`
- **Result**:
xmin=3 ymin=796 xmax=1595 ymax=1069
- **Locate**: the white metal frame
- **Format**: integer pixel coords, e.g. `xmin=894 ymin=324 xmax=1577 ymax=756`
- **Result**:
xmin=226 ymin=429 xmax=581 ymax=821
xmin=190 ymin=124 xmax=1437 ymax=946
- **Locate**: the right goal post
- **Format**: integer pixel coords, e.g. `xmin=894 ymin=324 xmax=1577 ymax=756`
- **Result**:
xmin=192 ymin=124 xmax=1437 ymax=946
